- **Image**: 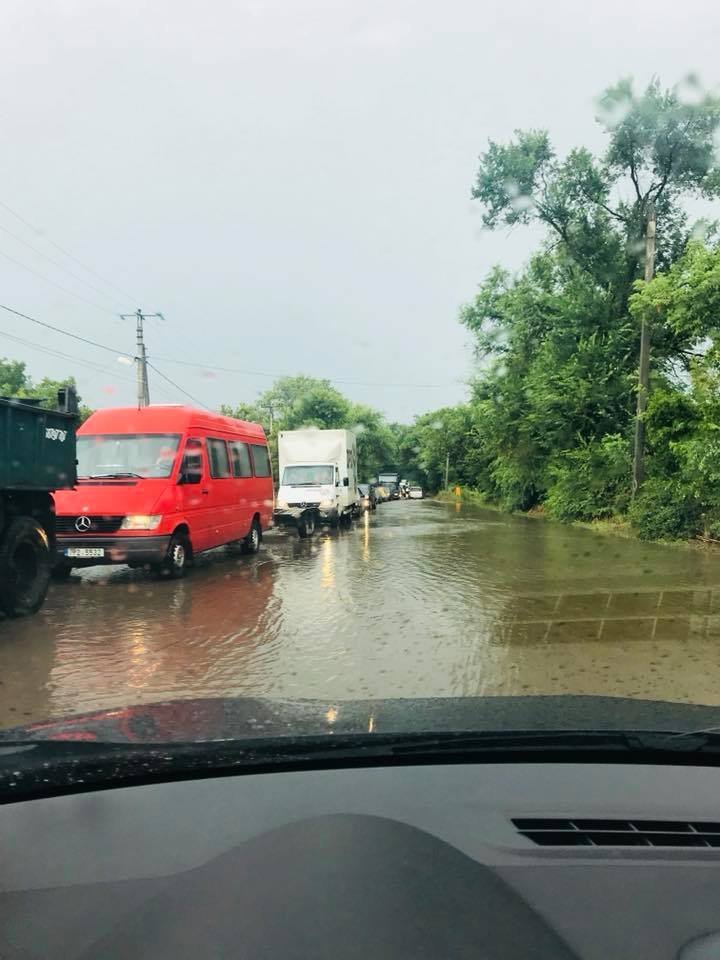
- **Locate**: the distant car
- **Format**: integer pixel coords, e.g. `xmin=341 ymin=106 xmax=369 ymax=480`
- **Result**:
xmin=409 ymin=486 xmax=424 ymax=499
xmin=374 ymin=485 xmax=389 ymax=503
xmin=357 ymin=484 xmax=377 ymax=511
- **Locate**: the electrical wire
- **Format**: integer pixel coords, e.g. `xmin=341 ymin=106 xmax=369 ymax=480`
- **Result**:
xmin=0 ymin=328 xmax=179 ymax=401
xmin=0 ymin=221 xmax=126 ymax=310
xmin=150 ymin=353 xmax=453 ymax=389
xmin=146 ymin=361 xmax=212 ymax=410
xmin=0 ymin=303 xmax=131 ymax=358
xmin=0 ymin=246 xmax=119 ymax=315
xmin=0 ymin=300 xmax=454 ymax=394
xmin=0 ymin=198 xmax=138 ymax=303
xmin=0 ymin=328 xmax=136 ymax=383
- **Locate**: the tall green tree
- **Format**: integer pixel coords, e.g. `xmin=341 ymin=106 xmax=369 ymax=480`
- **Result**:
xmin=472 ymin=78 xmax=720 ymax=307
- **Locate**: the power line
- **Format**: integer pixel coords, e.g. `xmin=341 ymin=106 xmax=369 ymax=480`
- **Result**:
xmin=0 ymin=328 xmax=136 ymax=384
xmin=0 ymin=300 xmax=454 ymax=397
xmin=0 ymin=246 xmax=119 ymax=315
xmin=0 ymin=328 xmax=179 ymax=401
xmin=146 ymin=361 xmax=211 ymax=410
xmin=0 ymin=198 xmax=138 ymax=303
xmin=151 ymin=353 xmax=453 ymax=389
xmin=0 ymin=303 xmax=131 ymax=357
xmin=0 ymin=221 xmax=126 ymax=309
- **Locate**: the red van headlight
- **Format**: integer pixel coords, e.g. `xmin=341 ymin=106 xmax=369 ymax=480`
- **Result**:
xmin=120 ymin=515 xmax=163 ymax=531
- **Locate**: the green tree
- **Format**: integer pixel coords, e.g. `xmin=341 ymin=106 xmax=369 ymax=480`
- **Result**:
xmin=472 ymin=78 xmax=720 ymax=306
xmin=0 ymin=358 xmax=92 ymax=421
xmin=0 ymin=357 xmax=28 ymax=395
xmin=221 ymin=375 xmax=404 ymax=483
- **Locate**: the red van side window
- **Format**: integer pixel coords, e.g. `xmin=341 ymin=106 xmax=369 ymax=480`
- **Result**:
xmin=208 ymin=439 xmax=231 ymax=478
xmin=251 ymin=444 xmax=271 ymax=478
xmin=180 ymin=438 xmax=204 ymax=485
xmin=229 ymin=441 xmax=253 ymax=478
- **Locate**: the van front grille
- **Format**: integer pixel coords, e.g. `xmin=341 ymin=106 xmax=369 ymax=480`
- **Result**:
xmin=56 ymin=516 xmax=124 ymax=534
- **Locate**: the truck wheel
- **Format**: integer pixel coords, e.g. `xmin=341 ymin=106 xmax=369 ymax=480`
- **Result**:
xmin=158 ymin=531 xmax=191 ymax=579
xmin=298 ymin=514 xmax=315 ymax=539
xmin=0 ymin=517 xmax=52 ymax=617
xmin=241 ymin=519 xmax=262 ymax=555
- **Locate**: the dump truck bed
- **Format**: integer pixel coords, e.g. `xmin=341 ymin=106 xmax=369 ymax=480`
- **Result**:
xmin=0 ymin=398 xmax=77 ymax=491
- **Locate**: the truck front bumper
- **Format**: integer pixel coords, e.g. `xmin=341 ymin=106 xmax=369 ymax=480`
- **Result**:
xmin=273 ymin=506 xmax=340 ymax=528
xmin=56 ymin=535 xmax=171 ymax=567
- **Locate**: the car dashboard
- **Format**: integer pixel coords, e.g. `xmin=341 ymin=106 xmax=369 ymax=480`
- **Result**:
xmin=3 ymin=760 xmax=720 ymax=957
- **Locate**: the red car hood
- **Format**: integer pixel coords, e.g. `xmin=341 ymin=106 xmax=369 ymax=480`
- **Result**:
xmin=54 ymin=481 xmax=164 ymax=517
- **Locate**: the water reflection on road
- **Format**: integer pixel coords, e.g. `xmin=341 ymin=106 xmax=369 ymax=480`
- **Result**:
xmin=5 ymin=500 xmax=720 ymax=727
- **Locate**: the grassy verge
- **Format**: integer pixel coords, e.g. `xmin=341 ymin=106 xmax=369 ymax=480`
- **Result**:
xmin=431 ymin=488 xmax=711 ymax=548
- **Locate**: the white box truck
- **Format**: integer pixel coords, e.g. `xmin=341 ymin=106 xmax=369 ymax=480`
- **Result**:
xmin=274 ymin=429 xmax=358 ymax=537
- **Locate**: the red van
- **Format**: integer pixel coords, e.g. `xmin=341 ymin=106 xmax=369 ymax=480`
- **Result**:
xmin=53 ymin=406 xmax=273 ymax=577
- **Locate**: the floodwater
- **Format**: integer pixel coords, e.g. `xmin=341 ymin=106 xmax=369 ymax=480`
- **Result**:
xmin=4 ymin=499 xmax=720 ymax=728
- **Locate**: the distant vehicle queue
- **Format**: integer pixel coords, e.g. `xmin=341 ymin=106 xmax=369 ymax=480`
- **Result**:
xmin=0 ymin=399 xmax=424 ymax=616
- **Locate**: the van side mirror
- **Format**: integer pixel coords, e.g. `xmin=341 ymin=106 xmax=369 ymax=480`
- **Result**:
xmin=343 ymin=476 xmax=349 ymax=487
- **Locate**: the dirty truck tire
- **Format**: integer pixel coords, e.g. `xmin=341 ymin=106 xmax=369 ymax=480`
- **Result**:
xmin=241 ymin=519 xmax=262 ymax=555
xmin=0 ymin=517 xmax=51 ymax=617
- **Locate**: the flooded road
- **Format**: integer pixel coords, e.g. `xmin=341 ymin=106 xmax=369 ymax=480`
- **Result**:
xmin=4 ymin=499 xmax=720 ymax=728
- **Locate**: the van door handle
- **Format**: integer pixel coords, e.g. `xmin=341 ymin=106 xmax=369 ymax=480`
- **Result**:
xmin=201 ymin=488 xmax=210 ymax=495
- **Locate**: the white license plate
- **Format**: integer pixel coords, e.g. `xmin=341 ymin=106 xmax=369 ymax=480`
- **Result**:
xmin=65 ymin=547 xmax=105 ymax=558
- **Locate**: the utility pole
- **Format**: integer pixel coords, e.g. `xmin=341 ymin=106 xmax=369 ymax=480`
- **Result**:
xmin=120 ymin=309 xmax=164 ymax=408
xmin=632 ymin=203 xmax=656 ymax=498
xmin=444 ymin=450 xmax=450 ymax=490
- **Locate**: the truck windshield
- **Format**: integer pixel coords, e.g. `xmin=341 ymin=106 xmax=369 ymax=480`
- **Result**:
xmin=77 ymin=434 xmax=181 ymax=479
xmin=282 ymin=465 xmax=334 ymax=486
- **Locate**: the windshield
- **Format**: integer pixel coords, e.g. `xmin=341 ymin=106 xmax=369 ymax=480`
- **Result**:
xmin=4 ymin=2 xmax=720 ymax=753
xmin=77 ymin=434 xmax=181 ymax=479
xmin=282 ymin=465 xmax=334 ymax=486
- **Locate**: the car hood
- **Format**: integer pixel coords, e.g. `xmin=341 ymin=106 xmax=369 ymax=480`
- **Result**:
xmin=2 ymin=695 xmax=720 ymax=744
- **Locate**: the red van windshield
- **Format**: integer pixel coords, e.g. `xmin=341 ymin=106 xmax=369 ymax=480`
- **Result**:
xmin=77 ymin=434 xmax=181 ymax=479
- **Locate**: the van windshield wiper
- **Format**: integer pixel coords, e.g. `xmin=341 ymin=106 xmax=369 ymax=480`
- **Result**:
xmin=85 ymin=472 xmax=144 ymax=479
xmin=3 ymin=729 xmax=720 ymax=804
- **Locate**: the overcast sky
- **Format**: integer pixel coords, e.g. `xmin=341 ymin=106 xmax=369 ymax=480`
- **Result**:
xmin=1 ymin=0 xmax=718 ymax=421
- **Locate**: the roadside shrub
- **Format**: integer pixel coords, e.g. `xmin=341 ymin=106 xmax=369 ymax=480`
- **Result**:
xmin=544 ymin=434 xmax=631 ymax=522
xmin=628 ymin=476 xmax=703 ymax=541
xmin=490 ymin=457 xmax=543 ymax=511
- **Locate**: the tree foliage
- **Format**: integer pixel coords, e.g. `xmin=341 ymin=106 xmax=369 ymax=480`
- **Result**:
xmin=0 ymin=357 xmax=92 ymax=421
xmin=416 ymin=76 xmax=720 ymax=537
xmin=222 ymin=375 xmax=399 ymax=481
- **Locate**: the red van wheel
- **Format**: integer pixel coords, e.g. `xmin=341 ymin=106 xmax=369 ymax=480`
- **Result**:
xmin=158 ymin=532 xmax=191 ymax=579
xmin=241 ymin=519 xmax=262 ymax=555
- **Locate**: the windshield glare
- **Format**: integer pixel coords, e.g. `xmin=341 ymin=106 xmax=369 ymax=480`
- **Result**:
xmin=282 ymin=465 xmax=334 ymax=486
xmin=77 ymin=434 xmax=181 ymax=479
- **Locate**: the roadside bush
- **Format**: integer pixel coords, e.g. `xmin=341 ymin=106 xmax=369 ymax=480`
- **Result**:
xmin=490 ymin=457 xmax=543 ymax=511
xmin=628 ymin=476 xmax=703 ymax=541
xmin=544 ymin=434 xmax=631 ymax=522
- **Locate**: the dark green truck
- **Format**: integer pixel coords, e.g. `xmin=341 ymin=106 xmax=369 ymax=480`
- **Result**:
xmin=0 ymin=391 xmax=78 ymax=617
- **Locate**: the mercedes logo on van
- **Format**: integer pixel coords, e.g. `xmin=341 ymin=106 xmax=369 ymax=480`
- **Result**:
xmin=75 ymin=516 xmax=92 ymax=532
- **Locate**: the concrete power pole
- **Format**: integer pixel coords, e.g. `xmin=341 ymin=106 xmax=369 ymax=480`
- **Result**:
xmin=632 ymin=204 xmax=657 ymax=498
xmin=444 ymin=450 xmax=450 ymax=490
xmin=120 ymin=309 xmax=164 ymax=408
